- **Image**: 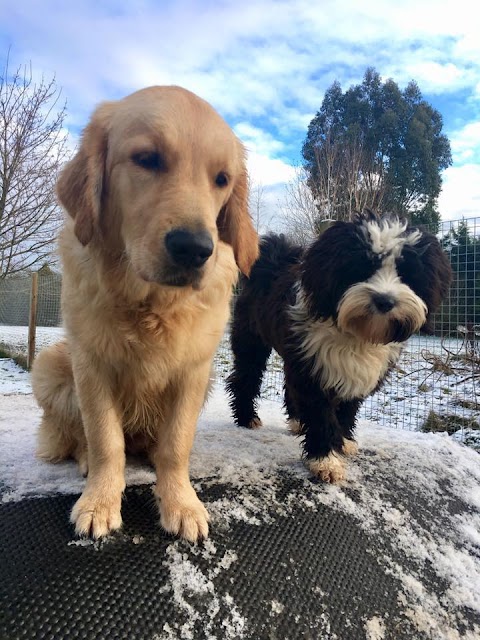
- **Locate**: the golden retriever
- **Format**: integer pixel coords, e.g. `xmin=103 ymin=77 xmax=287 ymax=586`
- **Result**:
xmin=31 ymin=86 xmax=259 ymax=542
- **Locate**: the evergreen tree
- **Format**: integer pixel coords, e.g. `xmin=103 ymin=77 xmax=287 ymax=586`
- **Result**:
xmin=302 ymin=68 xmax=452 ymax=231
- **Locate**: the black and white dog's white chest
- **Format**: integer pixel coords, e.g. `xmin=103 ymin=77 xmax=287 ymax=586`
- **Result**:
xmin=293 ymin=316 xmax=402 ymax=400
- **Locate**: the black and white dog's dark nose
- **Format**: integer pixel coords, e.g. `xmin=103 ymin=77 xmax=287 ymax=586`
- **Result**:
xmin=165 ymin=229 xmax=214 ymax=269
xmin=372 ymin=293 xmax=396 ymax=314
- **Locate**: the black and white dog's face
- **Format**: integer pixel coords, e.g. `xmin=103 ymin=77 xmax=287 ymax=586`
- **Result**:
xmin=301 ymin=210 xmax=452 ymax=345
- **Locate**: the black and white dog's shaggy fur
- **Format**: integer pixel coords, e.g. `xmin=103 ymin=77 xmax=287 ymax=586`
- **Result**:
xmin=226 ymin=210 xmax=452 ymax=482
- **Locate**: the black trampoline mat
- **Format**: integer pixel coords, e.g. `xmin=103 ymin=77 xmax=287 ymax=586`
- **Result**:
xmin=1 ymin=471 xmax=479 ymax=640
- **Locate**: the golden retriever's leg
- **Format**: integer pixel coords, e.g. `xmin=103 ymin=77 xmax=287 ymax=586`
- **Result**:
xmin=153 ymin=361 xmax=211 ymax=543
xmin=37 ymin=412 xmax=88 ymax=476
xmin=31 ymin=342 xmax=88 ymax=474
xmin=69 ymin=356 xmax=126 ymax=538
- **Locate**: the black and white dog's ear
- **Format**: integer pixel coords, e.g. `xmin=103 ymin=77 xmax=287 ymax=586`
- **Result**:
xmin=352 ymin=208 xmax=378 ymax=224
xmin=403 ymin=229 xmax=453 ymax=333
xmin=301 ymin=222 xmax=348 ymax=319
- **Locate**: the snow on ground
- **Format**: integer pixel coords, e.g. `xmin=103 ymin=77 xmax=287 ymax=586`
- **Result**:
xmin=0 ymin=358 xmax=31 ymax=394
xmin=0 ymin=325 xmax=64 ymax=355
xmin=1 ymin=324 xmax=479 ymax=445
xmin=361 ymin=334 xmax=480 ymax=440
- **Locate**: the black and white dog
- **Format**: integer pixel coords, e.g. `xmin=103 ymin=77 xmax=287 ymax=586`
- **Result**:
xmin=226 ymin=210 xmax=452 ymax=482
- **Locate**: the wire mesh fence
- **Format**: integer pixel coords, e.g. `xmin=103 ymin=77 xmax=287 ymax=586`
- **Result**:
xmin=0 ymin=217 xmax=479 ymax=447
xmin=0 ymin=269 xmax=61 ymax=327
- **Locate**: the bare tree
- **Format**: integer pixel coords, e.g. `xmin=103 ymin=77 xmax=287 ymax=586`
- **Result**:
xmin=249 ymin=178 xmax=265 ymax=232
xmin=0 ymin=56 xmax=69 ymax=277
xmin=309 ymin=128 xmax=388 ymax=223
xmin=280 ymin=166 xmax=330 ymax=245
xmin=281 ymin=130 xmax=390 ymax=245
xmin=249 ymin=178 xmax=276 ymax=234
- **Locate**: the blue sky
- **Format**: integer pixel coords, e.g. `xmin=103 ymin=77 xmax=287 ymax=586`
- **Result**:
xmin=1 ymin=0 xmax=479 ymax=226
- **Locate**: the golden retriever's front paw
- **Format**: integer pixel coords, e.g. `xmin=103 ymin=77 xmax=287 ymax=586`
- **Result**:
xmin=156 ymin=488 xmax=210 ymax=542
xmin=70 ymin=491 xmax=122 ymax=538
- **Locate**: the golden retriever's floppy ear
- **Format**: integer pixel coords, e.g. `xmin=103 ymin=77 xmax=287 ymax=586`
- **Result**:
xmin=56 ymin=102 xmax=114 ymax=246
xmin=217 ymin=153 xmax=259 ymax=276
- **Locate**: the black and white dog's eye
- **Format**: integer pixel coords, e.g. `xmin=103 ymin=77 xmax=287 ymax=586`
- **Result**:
xmin=131 ymin=151 xmax=165 ymax=171
xmin=215 ymin=172 xmax=229 ymax=187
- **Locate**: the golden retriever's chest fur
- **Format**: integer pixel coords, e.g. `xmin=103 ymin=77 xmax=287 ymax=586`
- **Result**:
xmin=60 ymin=227 xmax=237 ymax=431
xmin=112 ymin=298 xmax=229 ymax=430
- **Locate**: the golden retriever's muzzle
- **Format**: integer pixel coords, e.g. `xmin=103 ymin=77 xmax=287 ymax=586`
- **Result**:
xmin=163 ymin=228 xmax=214 ymax=288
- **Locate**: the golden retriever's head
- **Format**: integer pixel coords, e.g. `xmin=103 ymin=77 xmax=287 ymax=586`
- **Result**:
xmin=57 ymin=86 xmax=259 ymax=287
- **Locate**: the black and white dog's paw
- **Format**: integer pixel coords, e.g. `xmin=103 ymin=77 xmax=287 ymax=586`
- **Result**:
xmin=308 ymin=453 xmax=346 ymax=483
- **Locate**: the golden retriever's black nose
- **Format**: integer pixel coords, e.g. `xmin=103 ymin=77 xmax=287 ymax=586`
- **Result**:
xmin=165 ymin=229 xmax=214 ymax=268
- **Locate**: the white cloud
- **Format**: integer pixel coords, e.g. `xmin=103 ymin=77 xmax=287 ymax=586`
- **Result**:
xmin=449 ymin=122 xmax=480 ymax=164
xmin=439 ymin=164 xmax=480 ymax=221
xmin=249 ymin=181 xmax=289 ymax=233
xmin=4 ymin=0 xmax=480 ymax=122
xmin=402 ymin=62 xmax=465 ymax=92
xmin=234 ymin=124 xmax=297 ymax=191
xmin=235 ymin=123 xmax=286 ymax=156
xmin=2 ymin=0 xmax=480 ymax=223
xmin=247 ymin=151 xmax=296 ymax=188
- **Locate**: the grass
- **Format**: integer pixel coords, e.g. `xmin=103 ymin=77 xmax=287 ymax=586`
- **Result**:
xmin=421 ymin=410 xmax=480 ymax=435
xmin=454 ymin=398 xmax=480 ymax=411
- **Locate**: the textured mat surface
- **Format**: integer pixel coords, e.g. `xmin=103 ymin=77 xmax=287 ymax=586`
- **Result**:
xmin=1 ymin=388 xmax=480 ymax=639
xmin=1 ymin=473 xmax=479 ymax=640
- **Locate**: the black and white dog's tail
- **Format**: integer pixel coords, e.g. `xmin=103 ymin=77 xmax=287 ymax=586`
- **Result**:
xmin=227 ymin=234 xmax=302 ymax=429
xmin=240 ymin=233 xmax=303 ymax=296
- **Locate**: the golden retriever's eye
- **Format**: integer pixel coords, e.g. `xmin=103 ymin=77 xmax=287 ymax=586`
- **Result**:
xmin=215 ymin=172 xmax=229 ymax=188
xmin=131 ymin=151 xmax=165 ymax=172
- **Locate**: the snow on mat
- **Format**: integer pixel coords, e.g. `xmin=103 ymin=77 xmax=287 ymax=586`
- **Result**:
xmin=1 ymin=365 xmax=479 ymax=639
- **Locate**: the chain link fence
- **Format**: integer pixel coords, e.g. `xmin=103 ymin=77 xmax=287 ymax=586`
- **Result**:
xmin=1 ymin=218 xmax=479 ymax=447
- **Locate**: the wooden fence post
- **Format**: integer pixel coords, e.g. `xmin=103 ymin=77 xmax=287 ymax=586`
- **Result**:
xmin=27 ymin=271 xmax=38 ymax=370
